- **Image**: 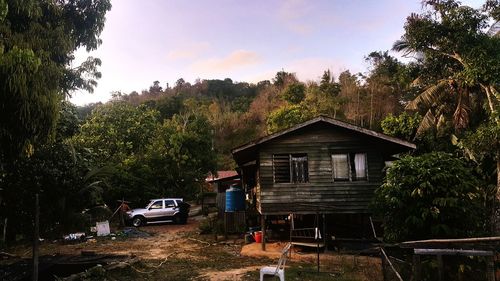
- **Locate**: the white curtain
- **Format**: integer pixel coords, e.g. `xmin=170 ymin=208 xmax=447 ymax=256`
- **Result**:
xmin=332 ymin=154 xmax=349 ymax=180
xmin=354 ymin=153 xmax=367 ymax=179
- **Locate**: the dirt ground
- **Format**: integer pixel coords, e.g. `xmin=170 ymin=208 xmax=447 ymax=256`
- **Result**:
xmin=3 ymin=215 xmax=383 ymax=281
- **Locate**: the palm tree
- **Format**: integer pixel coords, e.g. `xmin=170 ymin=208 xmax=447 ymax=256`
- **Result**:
xmin=394 ymin=0 xmax=500 ymax=232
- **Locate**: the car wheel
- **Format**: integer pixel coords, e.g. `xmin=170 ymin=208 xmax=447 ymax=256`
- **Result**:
xmin=173 ymin=214 xmax=181 ymax=224
xmin=132 ymin=216 xmax=144 ymax=227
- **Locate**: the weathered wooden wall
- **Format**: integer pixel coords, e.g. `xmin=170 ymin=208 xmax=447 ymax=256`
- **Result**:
xmin=258 ymin=124 xmax=387 ymax=215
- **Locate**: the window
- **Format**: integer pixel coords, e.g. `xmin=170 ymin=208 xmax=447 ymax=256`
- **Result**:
xmin=273 ymin=154 xmax=309 ymax=183
xmin=332 ymin=153 xmax=368 ymax=181
xmin=150 ymin=201 xmax=163 ymax=209
xmin=164 ymin=200 xmax=176 ymax=208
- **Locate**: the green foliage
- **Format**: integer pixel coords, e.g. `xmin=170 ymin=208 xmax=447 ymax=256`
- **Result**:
xmin=74 ymin=102 xmax=160 ymax=163
xmin=266 ymin=104 xmax=312 ymax=134
xmin=460 ymin=118 xmax=500 ymax=162
xmin=395 ymin=0 xmax=500 ymax=119
xmin=381 ymin=112 xmax=422 ymax=141
xmin=144 ymin=113 xmax=217 ymax=200
xmin=373 ymin=152 xmax=488 ymax=242
xmin=56 ymin=101 xmax=81 ymax=141
xmin=1 ymin=142 xmax=97 ymax=237
xmin=0 ymin=0 xmax=111 ymax=159
xmin=281 ymin=82 xmax=306 ymax=104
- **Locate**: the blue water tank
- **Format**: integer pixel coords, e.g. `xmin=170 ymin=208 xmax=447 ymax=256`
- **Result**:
xmin=225 ymin=186 xmax=245 ymax=212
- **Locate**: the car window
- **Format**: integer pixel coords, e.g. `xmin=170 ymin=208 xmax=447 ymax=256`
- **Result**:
xmin=164 ymin=200 xmax=175 ymax=208
xmin=150 ymin=201 xmax=163 ymax=209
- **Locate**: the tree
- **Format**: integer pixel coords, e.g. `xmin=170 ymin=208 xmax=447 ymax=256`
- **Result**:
xmin=393 ymin=0 xmax=500 ymax=230
xmin=373 ymin=152 xmax=488 ymax=242
xmin=73 ymin=102 xmax=160 ymax=164
xmin=145 ymin=113 xmax=217 ymax=199
xmin=363 ymin=51 xmax=410 ymax=129
xmin=273 ymin=70 xmax=297 ymax=89
xmin=0 ymin=0 xmax=111 ymax=160
xmin=266 ymin=104 xmax=312 ymax=134
xmin=281 ymin=83 xmax=306 ymax=104
xmin=381 ymin=112 xmax=422 ymax=141
xmin=319 ymin=69 xmax=341 ymax=97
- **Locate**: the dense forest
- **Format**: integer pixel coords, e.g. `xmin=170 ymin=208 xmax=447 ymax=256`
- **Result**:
xmin=0 ymin=0 xmax=499 ymax=246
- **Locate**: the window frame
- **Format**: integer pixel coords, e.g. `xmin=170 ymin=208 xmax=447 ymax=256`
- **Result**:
xmin=272 ymin=153 xmax=309 ymax=184
xmin=331 ymin=152 xmax=368 ymax=182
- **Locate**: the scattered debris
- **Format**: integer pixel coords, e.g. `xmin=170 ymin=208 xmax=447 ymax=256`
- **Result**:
xmin=96 ymin=221 xmax=110 ymax=237
xmin=120 ymin=227 xmax=151 ymax=238
xmin=64 ymin=232 xmax=86 ymax=241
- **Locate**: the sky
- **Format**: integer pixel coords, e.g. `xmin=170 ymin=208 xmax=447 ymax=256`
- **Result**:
xmin=70 ymin=0 xmax=484 ymax=106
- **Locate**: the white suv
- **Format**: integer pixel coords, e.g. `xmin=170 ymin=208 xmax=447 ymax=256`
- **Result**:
xmin=126 ymin=198 xmax=190 ymax=227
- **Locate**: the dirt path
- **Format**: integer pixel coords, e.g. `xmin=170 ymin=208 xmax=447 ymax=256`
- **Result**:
xmin=4 ymin=215 xmax=382 ymax=281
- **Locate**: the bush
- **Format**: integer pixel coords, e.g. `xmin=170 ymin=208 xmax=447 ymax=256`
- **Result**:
xmin=372 ymin=152 xmax=488 ymax=242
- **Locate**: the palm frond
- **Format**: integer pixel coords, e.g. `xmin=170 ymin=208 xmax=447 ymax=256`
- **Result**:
xmin=415 ymin=110 xmax=436 ymax=138
xmin=453 ymin=101 xmax=470 ymax=130
xmin=410 ymin=76 xmax=423 ymax=87
xmin=406 ymin=80 xmax=449 ymax=110
xmin=436 ymin=114 xmax=447 ymax=131
xmin=452 ymin=87 xmax=471 ymax=130
xmin=392 ymin=39 xmax=412 ymax=55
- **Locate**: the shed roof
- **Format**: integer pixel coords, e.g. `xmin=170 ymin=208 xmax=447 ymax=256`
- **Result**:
xmin=205 ymin=170 xmax=240 ymax=183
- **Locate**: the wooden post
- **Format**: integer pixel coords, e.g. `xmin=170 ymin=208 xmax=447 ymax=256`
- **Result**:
xmin=32 ymin=193 xmax=39 ymax=281
xmin=261 ymin=214 xmax=266 ymax=251
xmin=381 ymin=248 xmax=388 ymax=281
xmin=323 ymin=214 xmax=326 ymax=251
xmin=437 ymin=254 xmax=443 ymax=281
xmin=316 ymin=212 xmax=320 ymax=273
xmin=119 ymin=199 xmax=125 ymax=227
xmin=224 ymin=212 xmax=228 ymax=240
xmin=289 ymin=213 xmax=293 ymax=259
xmin=413 ymin=254 xmax=421 ymax=281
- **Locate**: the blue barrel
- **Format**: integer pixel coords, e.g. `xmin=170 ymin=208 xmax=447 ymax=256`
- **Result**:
xmin=225 ymin=186 xmax=245 ymax=212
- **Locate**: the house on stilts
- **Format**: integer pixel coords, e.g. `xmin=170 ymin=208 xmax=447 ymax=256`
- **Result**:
xmin=231 ymin=116 xmax=415 ymax=250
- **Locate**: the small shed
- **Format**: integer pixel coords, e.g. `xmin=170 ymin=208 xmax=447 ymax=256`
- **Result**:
xmin=205 ymin=171 xmax=240 ymax=213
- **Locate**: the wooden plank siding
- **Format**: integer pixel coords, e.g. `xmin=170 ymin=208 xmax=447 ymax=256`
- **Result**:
xmin=257 ymin=125 xmax=386 ymax=215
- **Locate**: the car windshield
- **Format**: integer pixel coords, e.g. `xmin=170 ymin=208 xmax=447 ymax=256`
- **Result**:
xmin=146 ymin=201 xmax=154 ymax=208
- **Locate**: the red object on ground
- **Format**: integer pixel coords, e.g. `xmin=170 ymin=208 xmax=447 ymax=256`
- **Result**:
xmin=253 ymin=231 xmax=262 ymax=243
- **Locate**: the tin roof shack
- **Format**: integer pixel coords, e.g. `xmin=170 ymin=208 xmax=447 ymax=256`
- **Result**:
xmin=232 ymin=116 xmax=415 ymax=249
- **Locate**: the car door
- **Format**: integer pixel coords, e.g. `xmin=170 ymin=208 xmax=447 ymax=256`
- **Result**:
xmin=164 ymin=199 xmax=177 ymax=217
xmin=144 ymin=200 xmax=164 ymax=221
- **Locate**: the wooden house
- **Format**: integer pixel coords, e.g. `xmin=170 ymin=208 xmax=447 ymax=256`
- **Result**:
xmin=232 ymin=116 xmax=415 ymax=249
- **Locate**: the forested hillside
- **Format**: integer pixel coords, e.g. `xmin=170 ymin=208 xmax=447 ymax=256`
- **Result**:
xmin=82 ymin=50 xmax=420 ymax=170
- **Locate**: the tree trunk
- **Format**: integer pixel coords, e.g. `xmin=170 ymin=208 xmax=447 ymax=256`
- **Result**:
xmin=370 ymin=88 xmax=374 ymax=129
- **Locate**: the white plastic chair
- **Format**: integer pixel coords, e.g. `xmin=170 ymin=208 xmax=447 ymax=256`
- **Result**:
xmin=260 ymin=243 xmax=292 ymax=281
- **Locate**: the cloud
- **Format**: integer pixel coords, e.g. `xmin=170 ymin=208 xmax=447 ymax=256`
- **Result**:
xmin=190 ymin=50 xmax=262 ymax=73
xmin=166 ymin=42 xmax=211 ymax=61
xmin=277 ymin=0 xmax=313 ymax=35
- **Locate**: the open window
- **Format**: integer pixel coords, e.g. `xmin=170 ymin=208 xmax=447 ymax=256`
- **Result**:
xmin=273 ymin=154 xmax=309 ymax=183
xmin=150 ymin=200 xmax=163 ymax=209
xmin=332 ymin=153 xmax=368 ymax=181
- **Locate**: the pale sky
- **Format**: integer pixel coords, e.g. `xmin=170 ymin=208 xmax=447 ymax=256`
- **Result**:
xmin=70 ymin=0 xmax=484 ymax=106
